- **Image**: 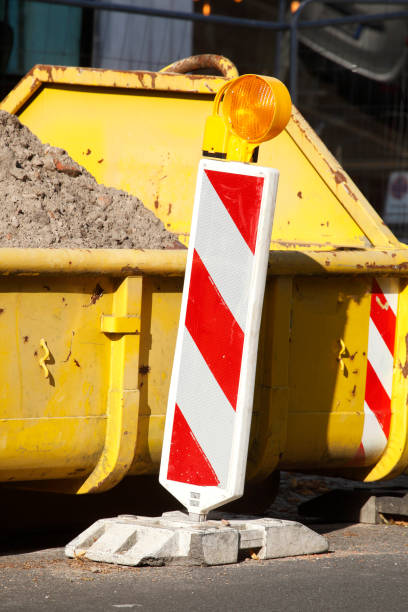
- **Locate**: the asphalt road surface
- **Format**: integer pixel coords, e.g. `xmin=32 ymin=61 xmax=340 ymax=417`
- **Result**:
xmin=2 ymin=474 xmax=408 ymax=611
xmin=1 ymin=522 xmax=407 ymax=611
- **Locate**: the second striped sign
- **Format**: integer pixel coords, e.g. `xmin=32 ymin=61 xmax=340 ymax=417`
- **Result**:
xmin=355 ymin=277 xmax=399 ymax=465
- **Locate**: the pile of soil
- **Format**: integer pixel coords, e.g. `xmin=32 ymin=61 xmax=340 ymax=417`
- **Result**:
xmin=0 ymin=110 xmax=180 ymax=249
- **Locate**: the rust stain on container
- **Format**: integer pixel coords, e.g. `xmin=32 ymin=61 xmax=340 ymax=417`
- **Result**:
xmin=63 ymin=331 xmax=75 ymax=363
xmin=400 ymin=335 xmax=408 ymax=378
xmin=291 ymin=114 xmax=313 ymax=146
xmin=324 ymin=160 xmax=358 ymax=202
xmin=85 ymin=283 xmax=104 ymax=307
xmin=121 ymin=265 xmax=142 ymax=275
xmin=334 ymin=170 xmax=347 ymax=185
xmin=364 ymin=261 xmax=408 ymax=272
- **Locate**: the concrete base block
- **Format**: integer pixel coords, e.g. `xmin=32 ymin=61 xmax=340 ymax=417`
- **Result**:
xmin=65 ymin=511 xmax=328 ymax=567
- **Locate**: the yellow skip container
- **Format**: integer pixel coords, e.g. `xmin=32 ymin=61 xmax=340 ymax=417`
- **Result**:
xmin=1 ymin=57 xmax=408 ymax=495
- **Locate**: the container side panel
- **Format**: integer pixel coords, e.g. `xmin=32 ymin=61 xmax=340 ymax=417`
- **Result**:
xmin=282 ymin=276 xmax=372 ymax=468
xmin=0 ymin=276 xmax=113 ymax=481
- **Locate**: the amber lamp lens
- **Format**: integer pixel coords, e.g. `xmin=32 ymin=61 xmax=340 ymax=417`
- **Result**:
xmin=222 ymin=76 xmax=275 ymax=142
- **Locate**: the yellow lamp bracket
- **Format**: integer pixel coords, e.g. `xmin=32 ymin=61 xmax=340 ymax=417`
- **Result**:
xmin=202 ymin=74 xmax=292 ymax=164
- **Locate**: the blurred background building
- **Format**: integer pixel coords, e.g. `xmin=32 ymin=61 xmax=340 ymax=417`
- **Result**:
xmin=0 ymin=0 xmax=407 ymax=240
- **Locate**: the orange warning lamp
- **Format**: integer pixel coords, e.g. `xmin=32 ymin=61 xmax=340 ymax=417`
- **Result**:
xmin=202 ymin=74 xmax=291 ymax=162
xmin=222 ymin=75 xmax=291 ymax=143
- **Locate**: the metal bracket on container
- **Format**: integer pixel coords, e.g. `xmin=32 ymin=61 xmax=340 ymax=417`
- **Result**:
xmin=75 ymin=276 xmax=143 ymax=494
xmin=101 ymin=314 xmax=140 ymax=335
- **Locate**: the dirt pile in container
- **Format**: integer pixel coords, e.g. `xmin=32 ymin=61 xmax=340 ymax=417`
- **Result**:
xmin=0 ymin=110 xmax=181 ymax=249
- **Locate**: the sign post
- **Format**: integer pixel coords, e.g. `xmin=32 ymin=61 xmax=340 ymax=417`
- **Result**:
xmin=160 ymin=158 xmax=279 ymax=518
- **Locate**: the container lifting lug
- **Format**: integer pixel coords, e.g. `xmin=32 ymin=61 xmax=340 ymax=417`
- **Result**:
xmin=39 ymin=338 xmax=50 ymax=378
xmin=337 ymin=338 xmax=347 ymax=372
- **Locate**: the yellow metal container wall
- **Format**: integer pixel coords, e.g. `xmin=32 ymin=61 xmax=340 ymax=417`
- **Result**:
xmin=0 ymin=258 xmax=185 ymax=493
xmin=0 ymin=250 xmax=407 ymax=491
xmin=1 ymin=65 xmax=408 ymax=493
xmin=0 ymin=275 xmax=113 ymax=482
xmin=248 ymin=273 xmax=408 ymax=486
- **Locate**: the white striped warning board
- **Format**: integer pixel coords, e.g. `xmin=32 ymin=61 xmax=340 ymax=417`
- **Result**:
xmin=160 ymin=159 xmax=279 ymax=515
xmin=356 ymin=277 xmax=398 ymax=464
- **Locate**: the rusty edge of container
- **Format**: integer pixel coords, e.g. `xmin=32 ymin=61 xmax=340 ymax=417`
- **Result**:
xmin=0 ymin=64 xmax=231 ymax=116
xmin=0 ymin=247 xmax=407 ymax=277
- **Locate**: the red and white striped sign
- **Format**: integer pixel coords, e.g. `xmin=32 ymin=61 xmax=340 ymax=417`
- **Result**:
xmin=356 ymin=277 xmax=399 ymax=464
xmin=160 ymin=159 xmax=279 ymax=515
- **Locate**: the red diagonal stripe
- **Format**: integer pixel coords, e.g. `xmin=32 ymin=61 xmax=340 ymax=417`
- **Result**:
xmin=167 ymin=404 xmax=219 ymax=486
xmin=205 ymin=169 xmax=264 ymax=254
xmin=365 ymin=360 xmax=391 ymax=439
xmin=370 ymin=279 xmax=396 ymax=355
xmin=185 ymin=249 xmax=244 ymax=410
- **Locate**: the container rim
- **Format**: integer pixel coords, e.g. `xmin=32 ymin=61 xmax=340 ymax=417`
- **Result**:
xmin=0 ymin=247 xmax=407 ymax=277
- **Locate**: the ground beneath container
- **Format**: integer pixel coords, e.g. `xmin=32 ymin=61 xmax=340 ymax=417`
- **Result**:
xmin=0 ymin=110 xmax=180 ymax=249
xmin=268 ymin=471 xmax=408 ymax=525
